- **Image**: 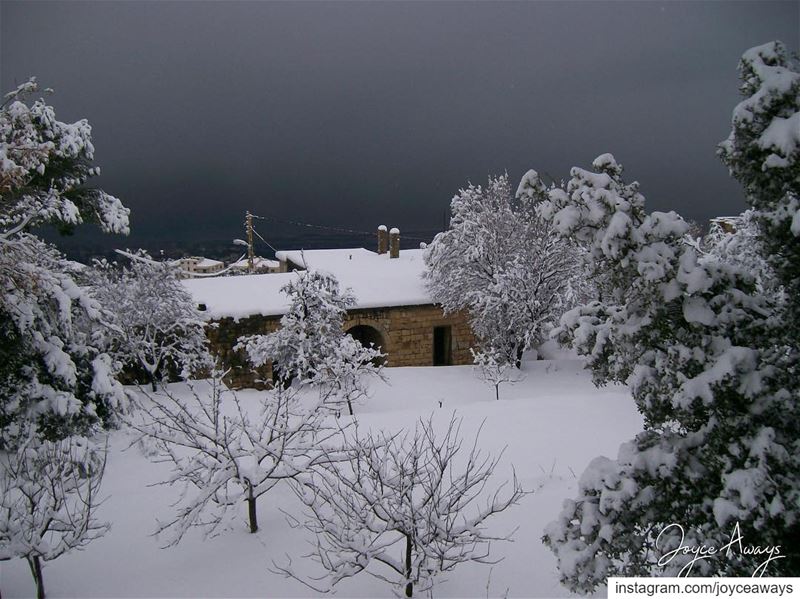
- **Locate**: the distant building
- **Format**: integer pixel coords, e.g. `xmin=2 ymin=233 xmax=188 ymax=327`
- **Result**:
xmin=175 ymin=256 xmax=225 ymax=277
xmin=709 ymin=215 xmax=742 ymax=235
xmin=183 ymin=227 xmax=476 ymax=388
xmin=229 ymin=256 xmax=281 ymax=274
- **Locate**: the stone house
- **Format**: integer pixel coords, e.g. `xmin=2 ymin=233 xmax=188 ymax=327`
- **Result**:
xmin=183 ymin=228 xmax=476 ymax=388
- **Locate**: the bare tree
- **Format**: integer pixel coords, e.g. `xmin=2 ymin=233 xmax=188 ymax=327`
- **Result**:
xmin=471 ymin=348 xmax=524 ymax=401
xmin=128 ymin=372 xmax=345 ymax=545
xmin=0 ymin=436 xmax=109 ymax=599
xmin=276 ymin=414 xmax=525 ymax=597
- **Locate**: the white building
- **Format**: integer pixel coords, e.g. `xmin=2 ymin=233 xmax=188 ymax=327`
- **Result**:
xmin=229 ymin=256 xmax=281 ymax=274
xmin=175 ymin=256 xmax=225 ymax=277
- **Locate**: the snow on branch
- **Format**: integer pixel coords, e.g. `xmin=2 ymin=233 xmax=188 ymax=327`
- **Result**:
xmin=424 ymin=173 xmax=591 ymax=366
xmin=0 ymin=435 xmax=109 ymax=599
xmin=128 ymin=372 xmax=348 ymax=546
xmin=275 ymin=413 xmax=525 ymax=597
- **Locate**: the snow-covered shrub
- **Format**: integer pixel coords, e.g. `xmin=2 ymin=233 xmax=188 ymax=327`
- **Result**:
xmin=424 ymin=174 xmax=588 ymax=366
xmin=0 ymin=79 xmax=129 ymax=446
xmin=238 ymin=270 xmax=383 ymax=414
xmin=276 ymin=413 xmax=524 ymax=597
xmin=88 ymin=251 xmax=212 ymax=391
xmin=539 ymin=40 xmax=800 ymax=590
xmin=129 ymin=373 xmax=343 ymax=544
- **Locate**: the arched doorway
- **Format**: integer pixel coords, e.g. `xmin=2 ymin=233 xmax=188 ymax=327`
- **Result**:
xmin=346 ymin=325 xmax=386 ymax=365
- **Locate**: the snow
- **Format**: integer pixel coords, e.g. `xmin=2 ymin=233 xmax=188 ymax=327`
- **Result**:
xmin=194 ymin=258 xmax=223 ymax=269
xmin=516 ymin=168 xmax=542 ymax=198
xmin=1 ymin=357 xmax=641 ymax=598
xmin=229 ymin=256 xmax=280 ymax=270
xmin=186 ymin=248 xmax=431 ymax=321
xmin=757 ymin=112 xmax=800 ymax=160
xmin=732 ymin=43 xmax=800 ymax=125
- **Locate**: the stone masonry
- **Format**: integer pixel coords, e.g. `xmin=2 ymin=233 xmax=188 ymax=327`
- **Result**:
xmin=205 ymin=304 xmax=476 ymax=389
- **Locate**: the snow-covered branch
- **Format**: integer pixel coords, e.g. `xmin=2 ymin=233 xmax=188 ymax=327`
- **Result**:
xmin=87 ymin=250 xmax=212 ymax=391
xmin=128 ymin=373 xmax=347 ymax=546
xmin=539 ymin=39 xmax=800 ymax=590
xmin=424 ymin=173 xmax=591 ymax=366
xmin=238 ymin=270 xmax=384 ymax=415
xmin=0 ymin=435 xmax=109 ymax=599
xmin=276 ymin=413 xmax=525 ymax=597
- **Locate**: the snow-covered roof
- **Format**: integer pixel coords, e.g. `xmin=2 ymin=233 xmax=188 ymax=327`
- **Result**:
xmin=172 ymin=256 xmax=225 ymax=269
xmin=184 ymin=248 xmax=431 ymax=321
xmin=230 ymin=256 xmax=280 ymax=270
xmin=194 ymin=258 xmax=224 ymax=268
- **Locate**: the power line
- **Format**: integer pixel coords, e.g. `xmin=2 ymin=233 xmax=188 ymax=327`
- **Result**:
xmin=250 ymin=213 xmax=437 ymax=242
xmin=252 ymin=226 xmax=279 ymax=254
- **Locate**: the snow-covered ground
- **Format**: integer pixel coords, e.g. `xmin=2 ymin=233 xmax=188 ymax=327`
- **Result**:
xmin=3 ymin=355 xmax=642 ymax=598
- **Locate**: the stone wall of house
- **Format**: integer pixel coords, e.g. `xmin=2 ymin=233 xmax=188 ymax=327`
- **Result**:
xmin=205 ymin=304 xmax=476 ymax=389
xmin=204 ymin=313 xmax=280 ymax=389
xmin=343 ymin=305 xmax=475 ymax=367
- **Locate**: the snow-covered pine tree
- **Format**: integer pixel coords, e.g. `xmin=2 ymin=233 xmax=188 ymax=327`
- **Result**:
xmin=424 ymin=174 xmax=586 ymax=368
xmin=89 ymin=251 xmax=211 ymax=392
xmin=0 ymin=79 xmax=130 ymax=446
xmin=719 ymin=40 xmax=800 ymax=320
xmin=238 ymin=270 xmax=382 ymax=414
xmin=539 ymin=40 xmax=799 ymax=589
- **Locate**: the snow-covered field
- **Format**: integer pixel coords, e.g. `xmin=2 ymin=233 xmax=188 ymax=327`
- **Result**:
xmin=3 ymin=355 xmax=642 ymax=598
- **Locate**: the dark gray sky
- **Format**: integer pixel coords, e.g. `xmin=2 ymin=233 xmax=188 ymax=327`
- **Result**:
xmin=2 ymin=1 xmax=799 ymax=248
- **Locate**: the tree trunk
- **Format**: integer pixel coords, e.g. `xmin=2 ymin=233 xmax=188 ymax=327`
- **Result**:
xmin=495 ymin=383 xmax=500 ymax=401
xmin=515 ymin=345 xmax=524 ymax=369
xmin=347 ymin=399 xmax=354 ymax=417
xmin=247 ymin=481 xmax=258 ymax=533
xmin=150 ymin=372 xmax=158 ymax=393
xmin=28 ymin=555 xmax=45 ymax=599
xmin=404 ymin=533 xmax=413 ymax=597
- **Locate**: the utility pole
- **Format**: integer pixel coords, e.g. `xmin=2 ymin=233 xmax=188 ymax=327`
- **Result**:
xmin=246 ymin=211 xmax=255 ymax=273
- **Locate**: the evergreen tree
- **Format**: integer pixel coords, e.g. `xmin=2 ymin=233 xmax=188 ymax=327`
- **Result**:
xmin=0 ymin=79 xmax=128 ymax=598
xmin=539 ymin=41 xmax=799 ymax=590
xmin=0 ymin=79 xmax=130 ymax=446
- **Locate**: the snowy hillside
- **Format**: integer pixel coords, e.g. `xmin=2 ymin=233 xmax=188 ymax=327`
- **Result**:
xmin=3 ymin=356 xmax=641 ymax=598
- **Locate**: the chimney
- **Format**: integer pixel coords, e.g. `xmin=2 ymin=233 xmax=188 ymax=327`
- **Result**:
xmin=377 ymin=225 xmax=389 ymax=254
xmin=389 ymin=227 xmax=400 ymax=259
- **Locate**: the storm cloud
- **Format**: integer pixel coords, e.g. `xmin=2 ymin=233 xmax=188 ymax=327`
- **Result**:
xmin=2 ymin=1 xmax=798 ymax=248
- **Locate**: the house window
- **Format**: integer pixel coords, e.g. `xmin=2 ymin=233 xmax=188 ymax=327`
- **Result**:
xmin=433 ymin=326 xmax=452 ymax=366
